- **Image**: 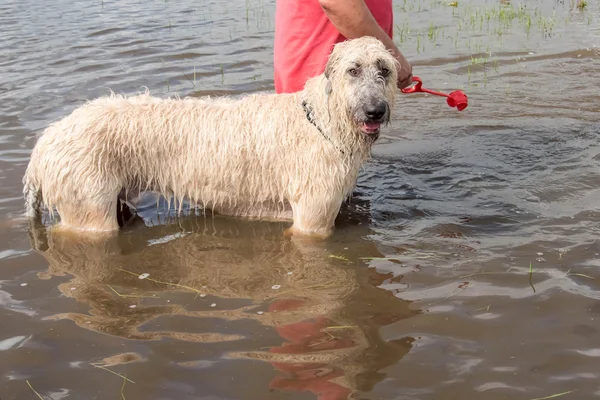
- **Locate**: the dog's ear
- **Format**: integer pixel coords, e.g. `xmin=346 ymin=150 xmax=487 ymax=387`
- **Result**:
xmin=324 ymin=60 xmax=334 ymax=80
xmin=324 ymin=43 xmax=342 ymax=80
xmin=323 ymin=55 xmax=335 ymax=95
xmin=325 ymin=79 xmax=332 ymax=95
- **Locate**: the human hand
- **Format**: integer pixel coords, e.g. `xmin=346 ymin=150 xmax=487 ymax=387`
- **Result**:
xmin=395 ymin=51 xmax=413 ymax=89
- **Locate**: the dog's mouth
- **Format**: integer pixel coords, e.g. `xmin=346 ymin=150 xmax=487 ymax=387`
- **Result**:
xmin=359 ymin=121 xmax=382 ymax=136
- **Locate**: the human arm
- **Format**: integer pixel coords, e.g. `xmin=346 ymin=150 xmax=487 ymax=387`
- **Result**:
xmin=318 ymin=0 xmax=413 ymax=88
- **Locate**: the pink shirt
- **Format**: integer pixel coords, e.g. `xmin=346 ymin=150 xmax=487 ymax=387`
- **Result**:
xmin=274 ymin=0 xmax=394 ymax=94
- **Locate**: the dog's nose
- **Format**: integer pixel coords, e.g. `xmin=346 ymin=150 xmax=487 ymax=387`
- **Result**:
xmin=365 ymin=102 xmax=387 ymax=120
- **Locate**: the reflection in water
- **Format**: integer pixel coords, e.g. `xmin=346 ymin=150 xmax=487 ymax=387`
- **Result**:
xmin=2 ymin=0 xmax=600 ymax=397
xmin=27 ymin=200 xmax=420 ymax=399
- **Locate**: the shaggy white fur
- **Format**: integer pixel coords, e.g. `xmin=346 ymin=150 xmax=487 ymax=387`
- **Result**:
xmin=23 ymin=36 xmax=400 ymax=238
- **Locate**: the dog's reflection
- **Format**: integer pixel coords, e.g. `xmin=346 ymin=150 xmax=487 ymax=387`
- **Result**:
xmin=28 ymin=206 xmax=419 ymax=399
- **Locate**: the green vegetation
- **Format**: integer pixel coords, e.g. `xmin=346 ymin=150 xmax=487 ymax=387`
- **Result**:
xmin=155 ymin=0 xmax=596 ymax=93
xmin=388 ymin=0 xmax=595 ymax=85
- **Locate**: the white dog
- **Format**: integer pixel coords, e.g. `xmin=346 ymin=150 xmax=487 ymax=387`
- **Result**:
xmin=23 ymin=36 xmax=399 ymax=238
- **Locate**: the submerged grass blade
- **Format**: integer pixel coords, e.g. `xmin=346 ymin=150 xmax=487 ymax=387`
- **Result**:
xmin=458 ymin=271 xmax=504 ymax=279
xmin=459 ymin=267 xmax=519 ymax=280
xmin=26 ymin=380 xmax=44 ymax=400
xmin=427 ymin=283 xmax=470 ymax=307
xmin=322 ymin=325 xmax=358 ymax=330
xmin=566 ymin=272 xmax=595 ymax=280
xmin=117 ymin=268 xmax=205 ymax=295
xmin=263 ymin=282 xmax=337 ymax=300
xmin=529 ymin=261 xmax=536 ymax=293
xmin=121 ymin=373 xmax=128 ymax=400
xmin=528 ymin=389 xmax=576 ymax=400
xmin=328 ymin=254 xmax=351 ymax=262
xmin=108 ymin=285 xmax=157 ymax=299
xmin=569 ymin=273 xmax=595 ymax=279
xmin=91 ymin=363 xmax=136 ymax=384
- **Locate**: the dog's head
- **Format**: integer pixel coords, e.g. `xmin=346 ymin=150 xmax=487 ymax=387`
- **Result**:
xmin=324 ymin=36 xmax=400 ymax=140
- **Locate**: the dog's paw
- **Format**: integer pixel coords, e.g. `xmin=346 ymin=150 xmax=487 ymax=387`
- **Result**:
xmin=283 ymin=225 xmax=333 ymax=241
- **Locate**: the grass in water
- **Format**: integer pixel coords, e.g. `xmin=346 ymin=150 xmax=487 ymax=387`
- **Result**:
xmin=458 ymin=266 xmax=518 ymax=279
xmin=427 ymin=282 xmax=470 ymax=307
xmin=568 ymin=273 xmax=595 ymax=279
xmin=263 ymin=282 xmax=337 ymax=300
xmin=528 ymin=389 xmax=576 ymax=400
xmin=328 ymin=254 xmax=351 ymax=262
xmin=91 ymin=363 xmax=136 ymax=384
xmin=564 ymin=269 xmax=595 ymax=280
xmin=117 ymin=268 xmax=206 ymax=296
xmin=358 ymin=256 xmax=402 ymax=263
xmin=322 ymin=325 xmax=358 ymax=331
xmin=26 ymin=380 xmax=44 ymax=400
xmin=529 ymin=261 xmax=536 ymax=293
xmin=121 ymin=373 xmax=128 ymax=400
xmin=108 ymin=285 xmax=157 ymax=299
xmin=182 ymin=71 xmax=197 ymax=89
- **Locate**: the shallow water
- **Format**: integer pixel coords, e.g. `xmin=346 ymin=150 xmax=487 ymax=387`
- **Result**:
xmin=1 ymin=0 xmax=600 ymax=399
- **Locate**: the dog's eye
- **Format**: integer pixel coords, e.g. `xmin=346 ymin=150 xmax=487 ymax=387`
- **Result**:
xmin=348 ymin=68 xmax=359 ymax=77
xmin=381 ymin=68 xmax=390 ymax=77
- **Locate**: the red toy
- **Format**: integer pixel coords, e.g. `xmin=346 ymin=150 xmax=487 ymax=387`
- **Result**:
xmin=401 ymin=76 xmax=468 ymax=111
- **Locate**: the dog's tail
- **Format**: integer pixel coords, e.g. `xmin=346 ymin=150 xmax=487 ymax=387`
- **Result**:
xmin=23 ymin=167 xmax=42 ymax=219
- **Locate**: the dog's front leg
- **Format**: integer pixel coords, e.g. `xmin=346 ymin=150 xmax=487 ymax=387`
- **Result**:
xmin=286 ymin=194 xmax=343 ymax=239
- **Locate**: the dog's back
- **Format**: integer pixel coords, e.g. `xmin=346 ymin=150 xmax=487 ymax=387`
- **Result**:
xmin=22 ymin=90 xmax=313 ymax=227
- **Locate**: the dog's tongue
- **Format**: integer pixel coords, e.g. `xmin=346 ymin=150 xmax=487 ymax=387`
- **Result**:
xmin=362 ymin=121 xmax=381 ymax=134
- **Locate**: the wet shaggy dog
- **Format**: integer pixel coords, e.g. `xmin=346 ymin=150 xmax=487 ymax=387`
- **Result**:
xmin=23 ymin=36 xmax=400 ymax=238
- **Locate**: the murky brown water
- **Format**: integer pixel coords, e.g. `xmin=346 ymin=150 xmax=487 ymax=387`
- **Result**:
xmin=2 ymin=0 xmax=600 ymax=399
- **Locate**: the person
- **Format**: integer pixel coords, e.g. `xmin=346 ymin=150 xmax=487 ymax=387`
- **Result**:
xmin=274 ymin=0 xmax=413 ymax=94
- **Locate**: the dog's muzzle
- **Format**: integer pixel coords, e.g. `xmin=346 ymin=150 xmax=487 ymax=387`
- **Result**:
xmin=358 ymin=100 xmax=389 ymax=136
